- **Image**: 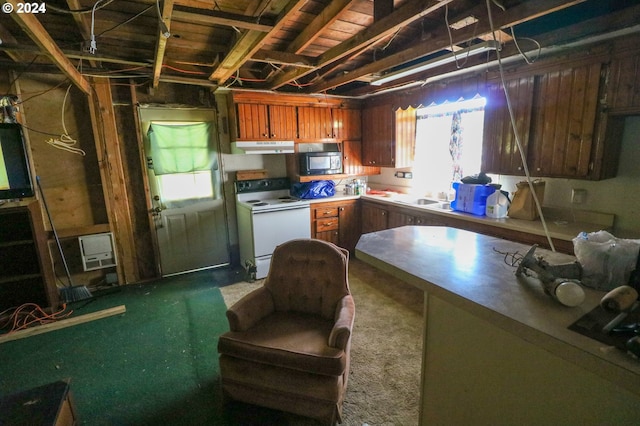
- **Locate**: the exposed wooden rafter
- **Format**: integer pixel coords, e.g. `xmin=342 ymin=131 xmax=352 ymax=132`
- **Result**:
xmin=309 ymin=0 xmax=586 ymax=93
xmin=152 ymin=0 xmax=175 ymax=88
xmin=208 ymin=0 xmax=307 ymax=84
xmin=268 ymin=0 xmax=456 ymax=90
xmin=171 ymin=7 xmax=274 ymax=32
xmin=5 ymin=0 xmax=91 ymax=94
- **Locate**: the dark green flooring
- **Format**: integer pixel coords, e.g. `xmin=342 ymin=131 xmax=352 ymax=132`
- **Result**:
xmin=0 ymin=267 xmax=310 ymax=425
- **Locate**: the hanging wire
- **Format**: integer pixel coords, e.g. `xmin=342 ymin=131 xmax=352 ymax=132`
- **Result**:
xmin=510 ymin=26 xmax=542 ymax=65
xmin=45 ymin=85 xmax=86 ymax=156
xmin=485 ymin=0 xmax=555 ymax=252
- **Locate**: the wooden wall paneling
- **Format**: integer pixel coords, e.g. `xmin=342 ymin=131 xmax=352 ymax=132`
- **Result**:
xmin=395 ymin=106 xmax=415 ymax=168
xmin=88 ymin=78 xmax=138 ymax=284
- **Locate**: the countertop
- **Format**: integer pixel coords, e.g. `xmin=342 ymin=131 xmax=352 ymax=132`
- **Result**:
xmin=308 ymin=192 xmax=613 ymax=243
xmin=355 ymin=226 xmax=640 ymax=397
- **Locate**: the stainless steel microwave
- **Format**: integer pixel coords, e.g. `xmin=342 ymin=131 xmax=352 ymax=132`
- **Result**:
xmin=299 ymin=152 xmax=342 ymax=175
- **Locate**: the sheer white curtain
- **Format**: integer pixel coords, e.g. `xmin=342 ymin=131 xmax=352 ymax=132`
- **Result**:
xmin=412 ymin=97 xmax=485 ymax=197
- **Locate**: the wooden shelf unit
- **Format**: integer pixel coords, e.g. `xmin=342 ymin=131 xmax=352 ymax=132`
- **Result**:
xmin=0 ymin=200 xmax=58 ymax=312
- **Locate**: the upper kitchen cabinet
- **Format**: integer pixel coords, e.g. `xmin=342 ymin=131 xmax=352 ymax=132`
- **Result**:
xmin=362 ymin=104 xmax=414 ymax=167
xmin=342 ymin=140 xmax=380 ymax=176
xmin=528 ymin=62 xmax=603 ymax=178
xmin=482 ymin=61 xmax=619 ymax=180
xmin=333 ymin=108 xmax=362 ymax=141
xmin=297 ymin=106 xmax=335 ymax=142
xmin=482 ymin=76 xmax=535 ymax=176
xmin=235 ymin=102 xmax=297 ymax=141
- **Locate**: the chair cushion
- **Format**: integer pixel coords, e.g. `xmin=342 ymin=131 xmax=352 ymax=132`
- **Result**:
xmin=218 ymin=311 xmax=347 ymax=376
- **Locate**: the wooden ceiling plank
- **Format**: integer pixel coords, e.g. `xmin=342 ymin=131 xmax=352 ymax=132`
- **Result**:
xmin=171 ymin=8 xmax=274 ymax=32
xmin=0 ymin=23 xmax=33 ymax=62
xmin=287 ymin=0 xmax=356 ymax=55
xmin=310 ymin=0 xmax=586 ymax=93
xmin=153 ymin=0 xmax=175 ymax=88
xmin=5 ymin=0 xmax=91 ymax=94
xmin=269 ymin=0 xmax=455 ymax=90
xmin=208 ymin=0 xmax=307 ymax=84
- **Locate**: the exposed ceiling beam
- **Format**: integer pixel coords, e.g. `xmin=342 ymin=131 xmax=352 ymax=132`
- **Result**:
xmin=310 ymin=0 xmax=585 ymax=93
xmin=0 ymin=23 xmax=33 ymax=63
xmin=251 ymin=50 xmax=316 ymax=68
xmin=171 ymin=7 xmax=274 ymax=32
xmin=152 ymin=0 xmax=175 ymax=88
xmin=268 ymin=0 xmax=455 ymax=90
xmin=287 ymin=0 xmax=356 ymax=55
xmin=4 ymin=0 xmax=91 ymax=94
xmin=208 ymin=0 xmax=307 ymax=84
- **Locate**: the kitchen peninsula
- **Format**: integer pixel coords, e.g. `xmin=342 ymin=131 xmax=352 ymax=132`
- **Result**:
xmin=356 ymin=226 xmax=640 ymax=425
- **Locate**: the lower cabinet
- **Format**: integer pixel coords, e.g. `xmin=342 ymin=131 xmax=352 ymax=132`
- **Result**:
xmin=360 ymin=199 xmax=574 ymax=254
xmin=311 ymin=199 xmax=361 ymax=253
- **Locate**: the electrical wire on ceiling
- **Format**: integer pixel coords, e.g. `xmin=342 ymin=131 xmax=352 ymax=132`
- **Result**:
xmin=444 ymin=4 xmax=479 ymax=69
xmin=484 ymin=0 xmax=555 ymax=252
xmin=90 ymin=0 xmax=109 ymax=54
xmin=45 ymin=85 xmax=86 ymax=156
xmin=47 ymin=0 xmax=114 ymax=14
xmin=510 ymin=26 xmax=541 ymax=65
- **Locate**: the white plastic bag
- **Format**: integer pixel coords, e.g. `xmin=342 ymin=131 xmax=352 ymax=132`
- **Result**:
xmin=573 ymin=231 xmax=640 ymax=291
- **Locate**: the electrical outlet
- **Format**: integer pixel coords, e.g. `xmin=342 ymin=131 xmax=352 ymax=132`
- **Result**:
xmin=571 ymin=188 xmax=586 ymax=204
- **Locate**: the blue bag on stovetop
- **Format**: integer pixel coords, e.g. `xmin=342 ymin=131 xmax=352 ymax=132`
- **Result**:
xmin=291 ymin=180 xmax=335 ymax=199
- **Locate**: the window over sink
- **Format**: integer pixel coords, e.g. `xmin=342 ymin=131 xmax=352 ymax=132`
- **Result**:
xmin=411 ymin=96 xmax=486 ymax=197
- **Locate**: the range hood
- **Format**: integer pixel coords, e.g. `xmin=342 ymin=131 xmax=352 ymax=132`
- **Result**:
xmin=231 ymin=141 xmax=295 ymax=154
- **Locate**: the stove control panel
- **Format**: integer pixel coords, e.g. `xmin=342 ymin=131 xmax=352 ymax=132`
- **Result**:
xmin=236 ymin=178 xmax=291 ymax=194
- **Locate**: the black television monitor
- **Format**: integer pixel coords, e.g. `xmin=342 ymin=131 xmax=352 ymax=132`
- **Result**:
xmin=0 ymin=123 xmax=35 ymax=200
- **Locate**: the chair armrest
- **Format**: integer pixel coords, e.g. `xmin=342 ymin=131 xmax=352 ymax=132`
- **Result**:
xmin=226 ymin=286 xmax=275 ymax=332
xmin=328 ymin=295 xmax=355 ymax=350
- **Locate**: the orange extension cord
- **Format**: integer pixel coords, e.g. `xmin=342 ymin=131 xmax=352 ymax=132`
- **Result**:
xmin=0 ymin=303 xmax=73 ymax=335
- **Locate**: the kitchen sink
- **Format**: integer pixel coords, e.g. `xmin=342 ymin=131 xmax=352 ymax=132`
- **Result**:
xmin=396 ymin=198 xmax=451 ymax=210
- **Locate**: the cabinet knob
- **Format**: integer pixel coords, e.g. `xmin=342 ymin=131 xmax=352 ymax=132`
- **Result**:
xmin=339 ymin=207 xmax=344 ymax=211
xmin=271 ymin=134 xmax=276 ymax=138
xmin=536 ymin=167 xmax=541 ymax=171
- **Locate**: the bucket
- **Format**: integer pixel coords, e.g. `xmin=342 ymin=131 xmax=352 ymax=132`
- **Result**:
xmin=485 ymin=190 xmax=510 ymax=218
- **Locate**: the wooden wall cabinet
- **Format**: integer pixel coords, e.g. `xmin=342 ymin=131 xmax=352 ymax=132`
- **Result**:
xmin=235 ymin=103 xmax=297 ymax=140
xmin=297 ymin=106 xmax=335 ymax=142
xmin=310 ymin=199 xmax=360 ymax=252
xmin=362 ymin=104 xmax=414 ymax=168
xmin=361 ymin=200 xmax=389 ymax=234
xmin=0 ymin=201 xmax=58 ymax=312
xmin=482 ymin=62 xmax=618 ymax=180
xmin=482 ymin=76 xmax=535 ymax=175
xmin=528 ymin=63 xmax=603 ymax=178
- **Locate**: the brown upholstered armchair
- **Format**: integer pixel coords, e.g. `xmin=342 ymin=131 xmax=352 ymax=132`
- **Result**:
xmin=217 ymin=238 xmax=355 ymax=425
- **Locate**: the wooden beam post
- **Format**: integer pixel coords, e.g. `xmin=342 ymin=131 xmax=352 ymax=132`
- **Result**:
xmin=87 ymin=78 xmax=139 ymax=284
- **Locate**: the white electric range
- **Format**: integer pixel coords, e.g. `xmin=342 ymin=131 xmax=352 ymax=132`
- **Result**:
xmin=235 ymin=177 xmax=311 ymax=280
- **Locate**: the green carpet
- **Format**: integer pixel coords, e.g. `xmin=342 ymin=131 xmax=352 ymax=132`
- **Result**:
xmin=0 ymin=269 xmax=238 ymax=425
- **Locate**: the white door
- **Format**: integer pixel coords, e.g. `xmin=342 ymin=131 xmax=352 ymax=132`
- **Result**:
xmin=152 ymin=179 xmax=229 ymax=275
xmin=141 ymin=115 xmax=230 ymax=276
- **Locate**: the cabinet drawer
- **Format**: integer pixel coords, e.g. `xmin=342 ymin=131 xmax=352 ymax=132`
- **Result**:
xmin=316 ymin=218 xmax=339 ymax=232
xmin=315 ymin=207 xmax=339 ymax=219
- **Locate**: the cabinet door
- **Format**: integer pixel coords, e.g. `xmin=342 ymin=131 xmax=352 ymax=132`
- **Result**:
xmin=334 ymin=108 xmax=362 ymax=141
xmin=529 ymin=63 xmax=602 ymax=178
xmin=388 ymin=211 xmax=417 ymax=229
xmin=482 ymin=76 xmax=535 ymax=175
xmin=338 ymin=201 xmax=361 ymax=253
xmin=342 ymin=140 xmax=381 ymax=176
xmin=236 ymin=103 xmax=269 ymax=140
xmin=361 ymin=202 xmax=388 ymax=234
xmin=362 ymin=104 xmax=394 ymax=166
xmin=298 ymin=106 xmax=335 ymax=141
xmin=269 ymin=105 xmax=298 ymax=140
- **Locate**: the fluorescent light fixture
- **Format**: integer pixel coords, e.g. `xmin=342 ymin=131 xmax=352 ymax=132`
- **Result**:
xmin=370 ymin=40 xmax=500 ymax=86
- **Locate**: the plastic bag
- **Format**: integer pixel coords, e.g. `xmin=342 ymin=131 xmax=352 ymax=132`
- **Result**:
xmin=573 ymin=231 xmax=640 ymax=291
xmin=291 ymin=180 xmax=335 ymax=199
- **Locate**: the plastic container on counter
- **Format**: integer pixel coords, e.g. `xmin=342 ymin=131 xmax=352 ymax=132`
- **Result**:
xmin=450 ymin=183 xmax=496 ymax=216
xmin=485 ymin=190 xmax=510 ymax=218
